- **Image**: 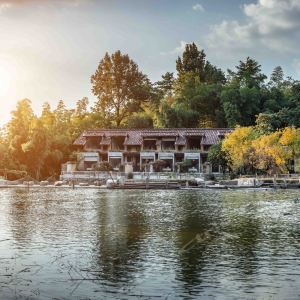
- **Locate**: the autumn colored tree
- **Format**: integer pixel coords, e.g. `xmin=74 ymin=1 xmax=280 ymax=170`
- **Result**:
xmin=222 ymin=126 xmax=299 ymax=175
xmin=91 ymin=50 xmax=151 ymax=126
xmin=251 ymin=131 xmax=291 ymax=174
xmin=222 ymin=126 xmax=259 ymax=173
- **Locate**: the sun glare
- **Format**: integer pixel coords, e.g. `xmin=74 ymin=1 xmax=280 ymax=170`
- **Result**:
xmin=0 ymin=59 xmax=16 ymax=98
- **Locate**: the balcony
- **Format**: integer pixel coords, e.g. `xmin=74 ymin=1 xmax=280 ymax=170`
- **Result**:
xmin=80 ymin=152 xmax=100 ymax=162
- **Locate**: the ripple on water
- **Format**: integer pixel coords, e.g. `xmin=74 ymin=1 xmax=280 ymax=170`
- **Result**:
xmin=0 ymin=188 xmax=300 ymax=299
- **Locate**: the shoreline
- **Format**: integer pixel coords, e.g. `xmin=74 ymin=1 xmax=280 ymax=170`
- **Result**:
xmin=0 ymin=184 xmax=298 ymax=190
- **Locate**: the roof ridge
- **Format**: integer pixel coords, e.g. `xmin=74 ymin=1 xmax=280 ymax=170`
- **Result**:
xmin=83 ymin=127 xmax=232 ymax=131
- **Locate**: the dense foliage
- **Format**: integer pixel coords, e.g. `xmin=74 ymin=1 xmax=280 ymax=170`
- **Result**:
xmin=1 ymin=45 xmax=300 ymax=179
xmin=220 ymin=126 xmax=300 ymax=175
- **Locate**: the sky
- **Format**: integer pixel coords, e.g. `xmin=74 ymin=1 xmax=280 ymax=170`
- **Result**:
xmin=1 ymin=0 xmax=300 ymax=125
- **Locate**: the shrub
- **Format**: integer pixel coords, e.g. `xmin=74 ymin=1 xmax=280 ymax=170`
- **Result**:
xmin=2 ymin=170 xmax=28 ymax=181
xmin=93 ymin=161 xmax=113 ymax=171
xmin=151 ymin=160 xmax=167 ymax=172
xmin=176 ymin=159 xmax=192 ymax=173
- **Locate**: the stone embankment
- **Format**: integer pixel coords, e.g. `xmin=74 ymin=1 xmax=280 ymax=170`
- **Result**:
xmin=0 ymin=176 xmax=299 ymax=190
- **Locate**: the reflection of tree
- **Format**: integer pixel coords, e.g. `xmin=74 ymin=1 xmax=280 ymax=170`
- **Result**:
xmin=8 ymin=189 xmax=94 ymax=249
xmin=175 ymin=192 xmax=220 ymax=294
xmin=222 ymin=193 xmax=262 ymax=277
xmin=92 ymin=191 xmax=148 ymax=285
xmin=9 ymin=189 xmax=34 ymax=247
xmin=226 ymin=216 xmax=261 ymax=275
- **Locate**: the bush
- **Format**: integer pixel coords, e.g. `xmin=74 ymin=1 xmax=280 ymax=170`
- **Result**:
xmin=151 ymin=160 xmax=167 ymax=172
xmin=176 ymin=159 xmax=192 ymax=173
xmin=93 ymin=161 xmax=113 ymax=171
xmin=1 ymin=170 xmax=28 ymax=181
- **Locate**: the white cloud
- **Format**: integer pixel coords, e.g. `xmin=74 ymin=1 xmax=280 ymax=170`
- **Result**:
xmin=193 ymin=3 xmax=204 ymax=12
xmin=206 ymin=0 xmax=300 ymax=54
xmin=160 ymin=41 xmax=189 ymax=56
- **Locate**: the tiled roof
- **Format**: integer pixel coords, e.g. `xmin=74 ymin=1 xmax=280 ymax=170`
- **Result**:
xmin=74 ymin=128 xmax=233 ymax=147
xmin=201 ymin=130 xmax=219 ymax=145
xmin=100 ymin=136 xmax=111 ymax=145
xmin=83 ymin=130 xmax=128 ymax=137
xmin=201 ymin=129 xmax=232 ymax=145
xmin=175 ymin=135 xmax=186 ymax=145
xmin=124 ymin=134 xmax=143 ymax=145
xmin=141 ymin=130 xmax=180 ymax=137
xmin=73 ymin=134 xmax=86 ymax=146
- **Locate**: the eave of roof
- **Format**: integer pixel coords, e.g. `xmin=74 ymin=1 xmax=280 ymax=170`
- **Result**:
xmin=73 ymin=128 xmax=233 ymax=146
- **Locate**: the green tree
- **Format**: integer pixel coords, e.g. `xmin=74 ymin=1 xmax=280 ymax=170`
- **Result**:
xmin=40 ymin=102 xmax=55 ymax=130
xmin=230 ymin=57 xmax=267 ymax=88
xmin=159 ymin=44 xmax=227 ymax=128
xmin=91 ymin=50 xmax=150 ymax=126
xmin=160 ymin=101 xmax=199 ymax=128
xmin=22 ymin=119 xmax=50 ymax=180
xmin=221 ymin=84 xmax=242 ymax=127
xmin=155 ymin=72 xmax=175 ymax=96
xmin=126 ymin=113 xmax=153 ymax=128
xmin=269 ymin=66 xmax=284 ymax=87
xmin=0 ymin=126 xmax=15 ymax=171
xmin=221 ymin=57 xmax=269 ymax=127
xmin=176 ymin=43 xmax=225 ymax=86
xmin=70 ymin=97 xmax=94 ymax=138
xmin=176 ymin=43 xmax=206 ymax=82
xmin=75 ymin=97 xmax=89 ymax=117
xmin=208 ymin=141 xmax=229 ymax=173
xmin=7 ymin=99 xmax=35 ymax=169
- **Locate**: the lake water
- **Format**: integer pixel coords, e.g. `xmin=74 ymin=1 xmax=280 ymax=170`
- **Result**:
xmin=0 ymin=188 xmax=300 ymax=299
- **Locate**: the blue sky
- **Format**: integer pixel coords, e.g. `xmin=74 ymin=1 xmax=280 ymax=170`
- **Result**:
xmin=0 ymin=0 xmax=300 ymax=124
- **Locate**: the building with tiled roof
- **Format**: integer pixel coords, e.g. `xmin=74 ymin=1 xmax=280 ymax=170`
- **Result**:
xmin=73 ymin=128 xmax=232 ymax=172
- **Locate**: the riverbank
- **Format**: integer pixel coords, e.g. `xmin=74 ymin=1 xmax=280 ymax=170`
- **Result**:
xmin=1 ymin=174 xmax=300 ymax=190
xmin=0 ymin=181 xmax=299 ymax=190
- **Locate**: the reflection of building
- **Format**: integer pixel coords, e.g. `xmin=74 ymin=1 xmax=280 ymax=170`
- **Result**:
xmin=73 ymin=128 xmax=232 ymax=172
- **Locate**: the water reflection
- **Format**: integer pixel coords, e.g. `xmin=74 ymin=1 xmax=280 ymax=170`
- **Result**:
xmin=175 ymin=192 xmax=220 ymax=294
xmin=8 ymin=189 xmax=37 ymax=248
xmin=222 ymin=193 xmax=262 ymax=277
xmin=92 ymin=191 xmax=148 ymax=285
xmin=0 ymin=188 xmax=300 ymax=299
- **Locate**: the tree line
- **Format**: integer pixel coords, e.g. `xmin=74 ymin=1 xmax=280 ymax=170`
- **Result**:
xmin=1 ymin=43 xmax=300 ymax=179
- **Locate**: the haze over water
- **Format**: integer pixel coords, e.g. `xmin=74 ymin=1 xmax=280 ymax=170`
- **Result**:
xmin=0 ymin=188 xmax=300 ymax=299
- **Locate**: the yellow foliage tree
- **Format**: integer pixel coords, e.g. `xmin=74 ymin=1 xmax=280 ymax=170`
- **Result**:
xmin=279 ymin=127 xmax=300 ymax=172
xmin=251 ymin=131 xmax=292 ymax=174
xmin=279 ymin=127 xmax=300 ymax=151
xmin=222 ymin=126 xmax=299 ymax=174
xmin=222 ymin=126 xmax=257 ymax=172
